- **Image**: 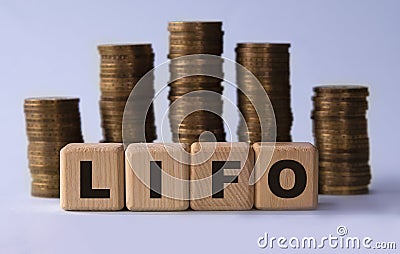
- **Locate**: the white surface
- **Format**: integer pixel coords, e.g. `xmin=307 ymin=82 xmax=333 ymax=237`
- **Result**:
xmin=1 ymin=176 xmax=399 ymax=253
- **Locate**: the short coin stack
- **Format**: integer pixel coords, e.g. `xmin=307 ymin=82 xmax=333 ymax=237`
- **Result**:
xmin=98 ymin=44 xmax=157 ymax=143
xmin=236 ymin=43 xmax=293 ymax=143
xmin=312 ymin=85 xmax=371 ymax=195
xmin=24 ymin=97 xmax=84 ymax=198
xmin=168 ymin=21 xmax=225 ymax=144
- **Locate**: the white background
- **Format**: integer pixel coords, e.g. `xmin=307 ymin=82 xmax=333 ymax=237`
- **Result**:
xmin=0 ymin=0 xmax=399 ymax=253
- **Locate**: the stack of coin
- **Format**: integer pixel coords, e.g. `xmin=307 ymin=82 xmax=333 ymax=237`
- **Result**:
xmin=168 ymin=21 xmax=225 ymax=144
xmin=98 ymin=44 xmax=157 ymax=143
xmin=236 ymin=43 xmax=293 ymax=143
xmin=24 ymin=97 xmax=84 ymax=198
xmin=312 ymin=85 xmax=371 ymax=195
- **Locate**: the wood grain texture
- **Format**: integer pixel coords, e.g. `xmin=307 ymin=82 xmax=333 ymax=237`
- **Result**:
xmin=60 ymin=143 xmax=125 ymax=211
xmin=253 ymin=142 xmax=318 ymax=210
xmin=125 ymin=143 xmax=189 ymax=211
xmin=190 ymin=142 xmax=254 ymax=210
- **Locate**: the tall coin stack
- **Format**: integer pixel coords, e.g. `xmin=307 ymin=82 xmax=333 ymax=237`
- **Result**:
xmin=167 ymin=21 xmax=225 ymax=144
xmin=24 ymin=97 xmax=84 ymax=198
xmin=236 ymin=43 xmax=293 ymax=143
xmin=98 ymin=44 xmax=157 ymax=143
xmin=312 ymin=85 xmax=371 ymax=195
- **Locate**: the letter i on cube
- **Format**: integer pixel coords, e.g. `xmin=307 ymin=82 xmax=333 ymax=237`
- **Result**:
xmin=125 ymin=143 xmax=189 ymax=211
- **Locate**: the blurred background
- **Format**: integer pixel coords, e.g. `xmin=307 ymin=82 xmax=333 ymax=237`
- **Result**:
xmin=1 ymin=0 xmax=399 ymax=198
xmin=0 ymin=0 xmax=399 ymax=253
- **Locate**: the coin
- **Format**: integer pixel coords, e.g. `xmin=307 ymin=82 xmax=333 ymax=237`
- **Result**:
xmin=312 ymin=85 xmax=371 ymax=195
xmin=24 ymin=97 xmax=84 ymax=198
xmin=98 ymin=44 xmax=153 ymax=53
xmin=167 ymin=21 xmax=226 ymax=145
xmin=313 ymin=85 xmax=369 ymax=94
xmin=24 ymin=97 xmax=79 ymax=105
xmin=235 ymin=43 xmax=292 ymax=143
xmin=98 ymin=44 xmax=157 ymax=143
xmin=319 ymin=185 xmax=369 ymax=195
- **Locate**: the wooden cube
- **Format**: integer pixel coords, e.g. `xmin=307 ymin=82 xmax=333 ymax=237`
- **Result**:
xmin=60 ymin=143 xmax=125 ymax=210
xmin=190 ymin=142 xmax=254 ymax=210
xmin=125 ymin=143 xmax=189 ymax=211
xmin=253 ymin=142 xmax=318 ymax=210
